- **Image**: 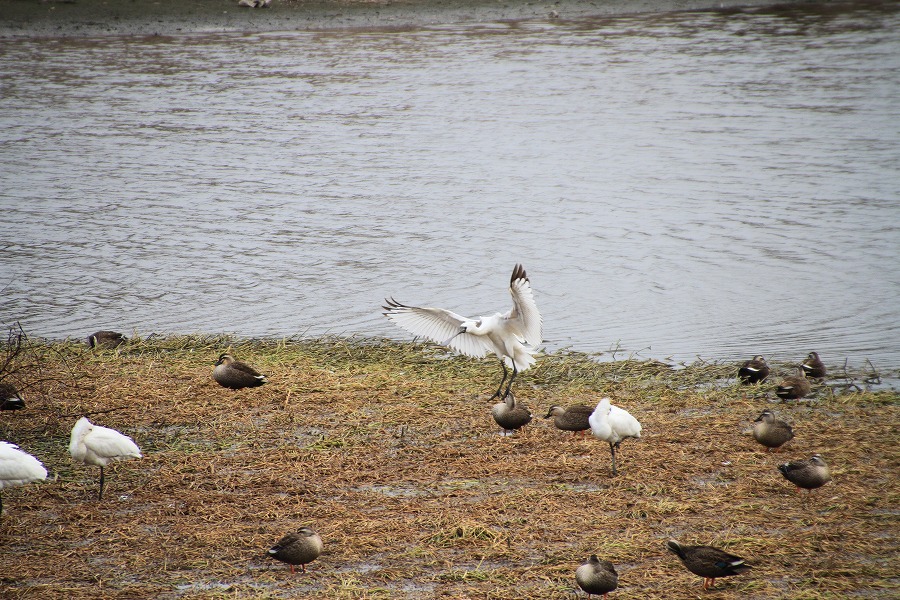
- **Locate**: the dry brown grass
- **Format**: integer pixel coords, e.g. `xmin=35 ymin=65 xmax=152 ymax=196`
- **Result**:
xmin=1 ymin=335 xmax=897 ymax=599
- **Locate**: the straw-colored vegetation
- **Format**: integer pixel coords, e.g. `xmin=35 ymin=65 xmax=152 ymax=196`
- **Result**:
xmin=1 ymin=333 xmax=897 ymax=599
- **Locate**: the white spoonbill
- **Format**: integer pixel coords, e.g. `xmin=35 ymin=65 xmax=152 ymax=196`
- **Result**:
xmin=383 ymin=264 xmax=543 ymax=400
xmin=588 ymin=398 xmax=642 ymax=476
xmin=69 ymin=417 xmax=142 ymax=500
xmin=0 ymin=441 xmax=47 ymax=515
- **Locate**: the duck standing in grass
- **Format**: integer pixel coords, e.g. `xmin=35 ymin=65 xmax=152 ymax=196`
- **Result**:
xmin=69 ymin=417 xmax=142 ymax=500
xmin=775 ymin=367 xmax=811 ymax=400
xmin=588 ymin=398 xmax=641 ymax=476
xmin=575 ymin=554 xmax=618 ymax=598
xmin=268 ymin=527 xmax=323 ymax=573
xmin=213 ymin=353 xmax=268 ymax=390
xmin=0 ymin=441 xmax=47 ymax=515
xmin=801 ymin=351 xmax=827 ymax=379
xmin=545 ymin=404 xmax=593 ymax=436
xmin=778 ymin=454 xmax=832 ymax=493
xmin=666 ymin=539 xmax=752 ymax=590
xmin=492 ymin=393 xmax=532 ymax=436
xmin=738 ymin=355 xmax=769 ymax=384
xmin=0 ymin=382 xmax=25 ymax=411
xmin=88 ymin=331 xmax=127 ymax=349
xmin=752 ymin=409 xmax=794 ymax=451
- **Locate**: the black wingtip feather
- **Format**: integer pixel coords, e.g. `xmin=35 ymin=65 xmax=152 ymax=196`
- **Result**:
xmin=510 ymin=263 xmax=528 ymax=285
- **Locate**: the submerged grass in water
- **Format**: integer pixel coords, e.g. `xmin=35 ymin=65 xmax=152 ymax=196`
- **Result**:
xmin=0 ymin=336 xmax=897 ymax=598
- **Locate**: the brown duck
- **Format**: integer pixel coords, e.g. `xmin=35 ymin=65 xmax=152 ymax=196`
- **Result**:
xmin=0 ymin=382 xmax=25 ymax=411
xmin=801 ymin=351 xmax=826 ymax=379
xmin=213 ymin=353 xmax=268 ymax=390
xmin=267 ymin=527 xmax=323 ymax=573
xmin=88 ymin=331 xmax=127 ymax=349
xmin=752 ymin=409 xmax=794 ymax=451
xmin=738 ymin=355 xmax=769 ymax=384
xmin=775 ymin=368 xmax=811 ymax=400
xmin=778 ymin=454 xmax=832 ymax=493
xmin=575 ymin=554 xmax=618 ymax=598
xmin=667 ymin=539 xmax=752 ymax=590
xmin=545 ymin=404 xmax=593 ymax=436
xmin=491 ymin=393 xmax=532 ymax=435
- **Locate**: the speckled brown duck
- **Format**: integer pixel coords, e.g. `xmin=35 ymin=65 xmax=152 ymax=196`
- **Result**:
xmin=778 ymin=454 xmax=832 ymax=493
xmin=212 ymin=353 xmax=267 ymax=390
xmin=0 ymin=382 xmax=25 ymax=411
xmin=575 ymin=554 xmax=618 ymax=599
xmin=667 ymin=539 xmax=752 ymax=590
xmin=492 ymin=393 xmax=532 ymax=436
xmin=801 ymin=351 xmax=826 ymax=379
xmin=775 ymin=367 xmax=811 ymax=400
xmin=752 ymin=409 xmax=794 ymax=451
xmin=545 ymin=404 xmax=593 ymax=436
xmin=267 ymin=526 xmax=323 ymax=573
xmin=738 ymin=355 xmax=769 ymax=384
xmin=88 ymin=331 xmax=127 ymax=349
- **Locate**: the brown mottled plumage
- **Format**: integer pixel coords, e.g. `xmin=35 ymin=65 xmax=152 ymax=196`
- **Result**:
xmin=575 ymin=554 xmax=618 ymax=598
xmin=0 ymin=382 xmax=25 ymax=411
xmin=545 ymin=404 xmax=593 ymax=436
xmin=801 ymin=351 xmax=826 ymax=379
xmin=267 ymin=527 xmax=322 ymax=573
xmin=492 ymin=393 xmax=532 ymax=435
xmin=88 ymin=331 xmax=127 ymax=349
xmin=752 ymin=409 xmax=794 ymax=451
xmin=667 ymin=539 xmax=752 ymax=590
xmin=212 ymin=353 xmax=267 ymax=390
xmin=775 ymin=367 xmax=811 ymax=400
xmin=738 ymin=355 xmax=769 ymax=384
xmin=778 ymin=454 xmax=832 ymax=493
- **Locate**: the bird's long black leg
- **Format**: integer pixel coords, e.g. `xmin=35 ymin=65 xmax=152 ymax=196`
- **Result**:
xmin=98 ymin=466 xmax=105 ymax=501
xmin=502 ymin=365 xmax=519 ymax=399
xmin=490 ymin=361 xmax=509 ymax=400
xmin=609 ymin=443 xmax=618 ymax=476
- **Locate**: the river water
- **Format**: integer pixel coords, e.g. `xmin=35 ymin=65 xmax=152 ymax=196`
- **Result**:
xmin=1 ymin=1 xmax=898 ymax=372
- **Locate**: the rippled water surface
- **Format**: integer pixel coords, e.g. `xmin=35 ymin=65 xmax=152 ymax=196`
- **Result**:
xmin=1 ymin=2 xmax=898 ymax=370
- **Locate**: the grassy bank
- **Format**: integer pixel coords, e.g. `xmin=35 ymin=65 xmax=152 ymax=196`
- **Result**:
xmin=1 ymin=335 xmax=897 ymax=598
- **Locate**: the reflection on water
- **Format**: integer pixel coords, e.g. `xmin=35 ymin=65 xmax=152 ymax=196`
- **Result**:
xmin=0 ymin=1 xmax=898 ymax=372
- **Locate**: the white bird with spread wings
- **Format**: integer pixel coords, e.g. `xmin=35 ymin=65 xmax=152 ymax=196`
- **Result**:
xmin=383 ymin=264 xmax=543 ymax=400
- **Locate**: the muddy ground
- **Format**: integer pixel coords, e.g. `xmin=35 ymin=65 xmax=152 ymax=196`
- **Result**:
xmin=0 ymin=336 xmax=897 ymax=598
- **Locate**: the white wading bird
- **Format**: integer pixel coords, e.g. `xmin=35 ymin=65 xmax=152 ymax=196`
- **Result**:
xmin=69 ymin=417 xmax=142 ymax=501
xmin=0 ymin=441 xmax=47 ymax=515
xmin=383 ymin=264 xmax=543 ymax=400
xmin=589 ymin=398 xmax=642 ymax=476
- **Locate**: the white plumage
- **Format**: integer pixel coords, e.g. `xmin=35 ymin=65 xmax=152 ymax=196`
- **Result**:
xmin=0 ymin=441 xmax=47 ymax=515
xmin=589 ymin=398 xmax=642 ymax=476
xmin=69 ymin=417 xmax=142 ymax=500
xmin=383 ymin=264 xmax=543 ymax=400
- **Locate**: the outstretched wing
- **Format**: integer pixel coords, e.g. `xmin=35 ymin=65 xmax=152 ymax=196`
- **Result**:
xmin=383 ymin=298 xmax=493 ymax=359
xmin=507 ymin=264 xmax=542 ymax=347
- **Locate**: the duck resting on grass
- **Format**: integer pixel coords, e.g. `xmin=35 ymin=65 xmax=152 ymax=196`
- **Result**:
xmin=667 ymin=539 xmax=752 ymax=590
xmin=383 ymin=264 xmax=542 ymax=401
xmin=213 ymin=353 xmax=268 ymax=390
xmin=752 ymin=409 xmax=794 ymax=451
xmin=778 ymin=454 xmax=832 ymax=493
xmin=801 ymin=351 xmax=827 ymax=379
xmin=268 ymin=527 xmax=323 ymax=573
xmin=575 ymin=554 xmax=618 ymax=599
xmin=545 ymin=404 xmax=593 ymax=436
xmin=775 ymin=367 xmax=811 ymax=400
xmin=492 ymin=393 xmax=532 ymax=436
xmin=738 ymin=355 xmax=769 ymax=384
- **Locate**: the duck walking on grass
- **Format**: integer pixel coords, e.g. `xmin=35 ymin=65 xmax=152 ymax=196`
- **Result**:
xmin=752 ymin=409 xmax=794 ymax=451
xmin=0 ymin=442 xmax=47 ymax=516
xmin=778 ymin=454 xmax=832 ymax=493
xmin=0 ymin=382 xmax=25 ymax=411
xmin=69 ymin=417 xmax=142 ymax=501
xmin=492 ymin=393 xmax=532 ymax=436
xmin=383 ymin=264 xmax=542 ymax=401
xmin=801 ymin=351 xmax=827 ymax=379
xmin=667 ymin=539 xmax=752 ymax=590
xmin=588 ymin=398 xmax=641 ymax=476
xmin=213 ymin=353 xmax=268 ymax=390
xmin=775 ymin=367 xmax=811 ymax=400
xmin=545 ymin=404 xmax=593 ymax=436
xmin=575 ymin=554 xmax=618 ymax=598
xmin=268 ymin=527 xmax=323 ymax=573
xmin=738 ymin=355 xmax=769 ymax=384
